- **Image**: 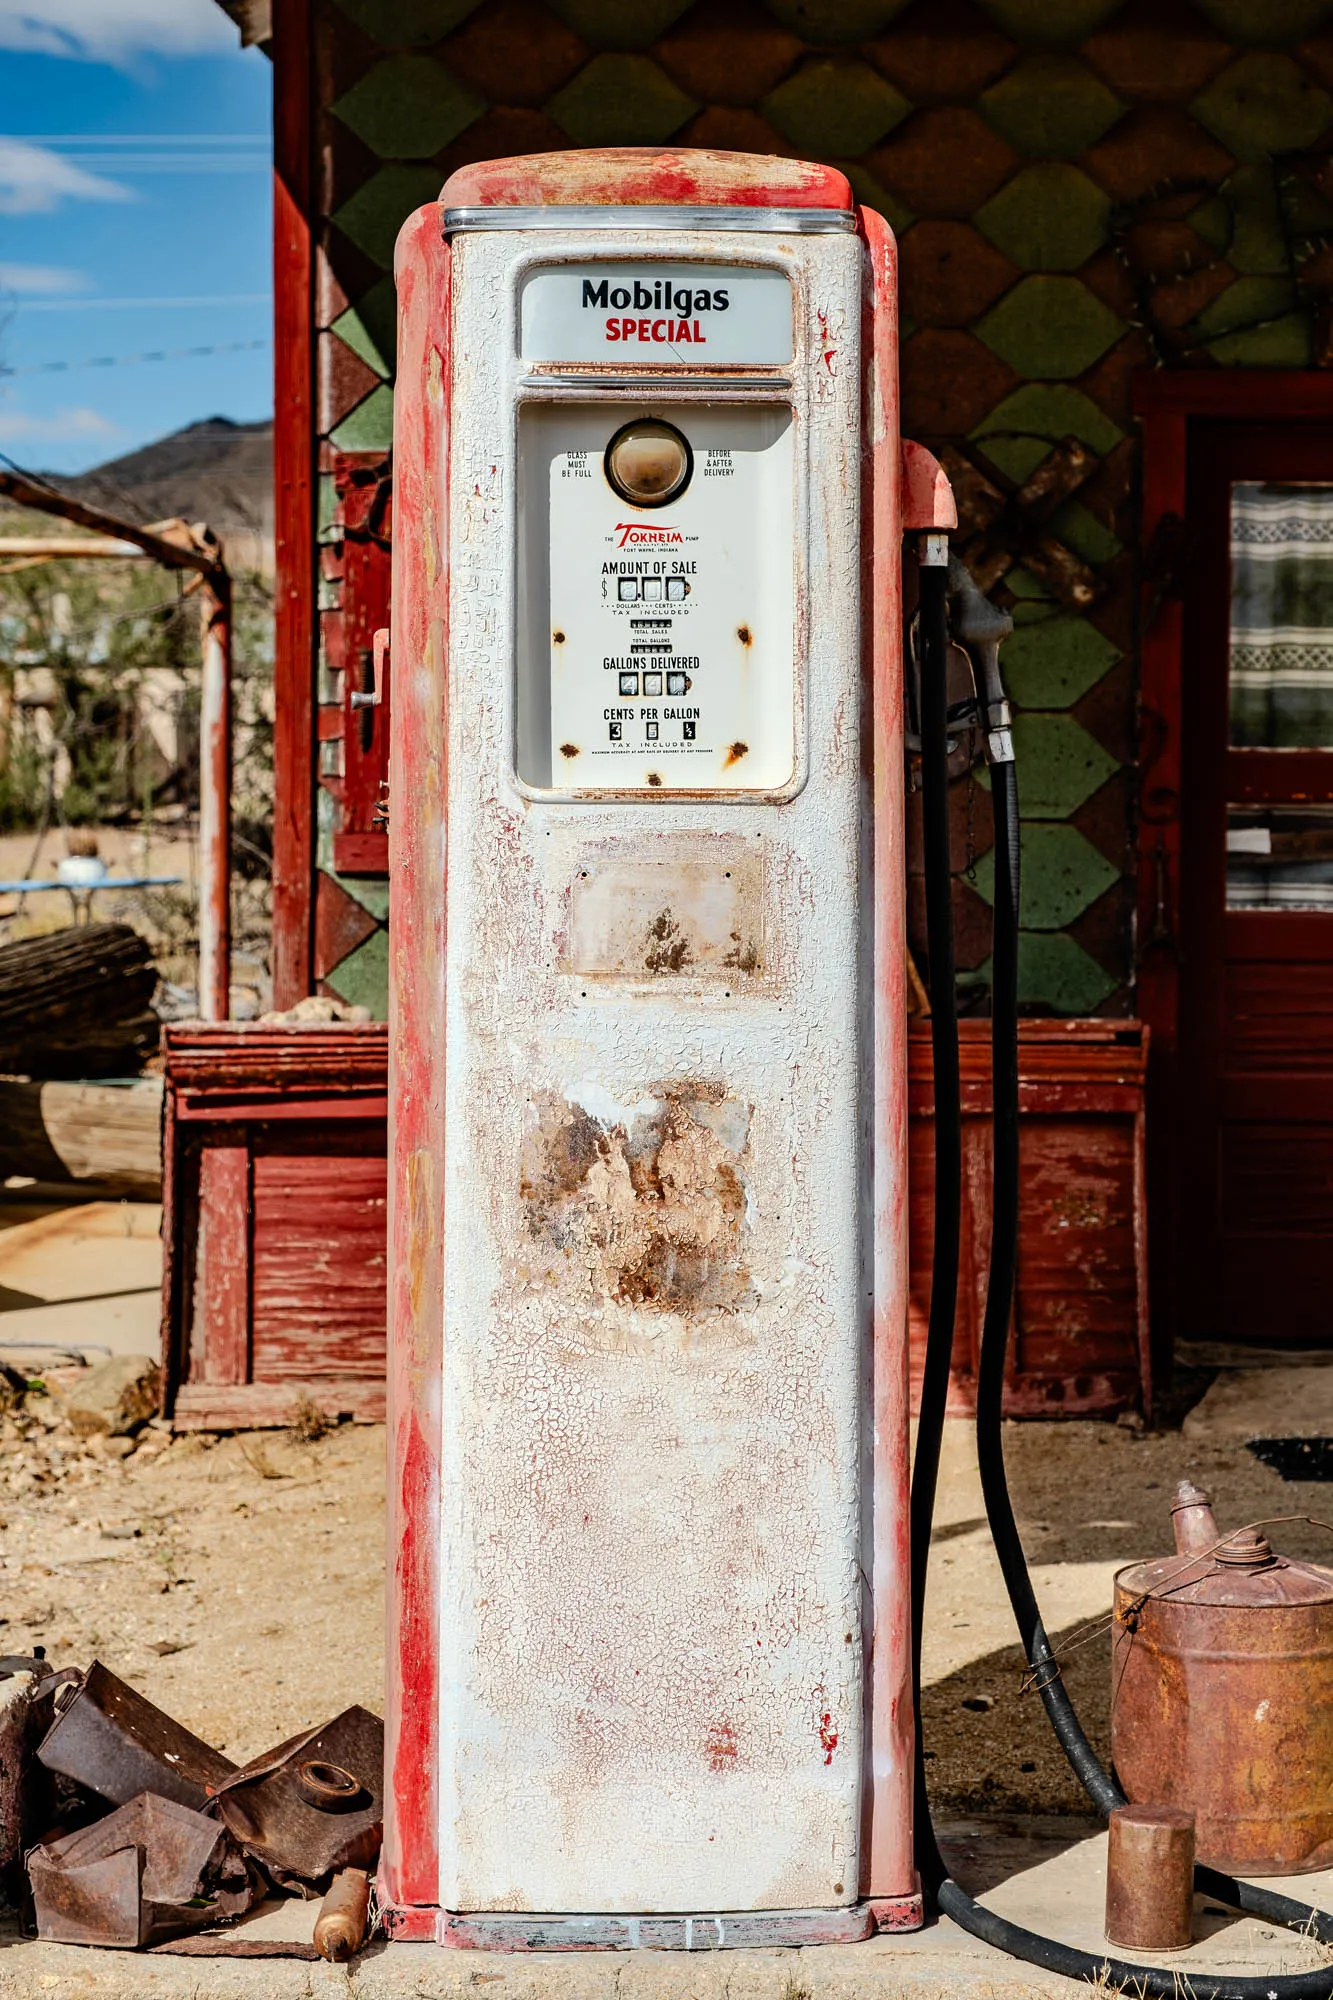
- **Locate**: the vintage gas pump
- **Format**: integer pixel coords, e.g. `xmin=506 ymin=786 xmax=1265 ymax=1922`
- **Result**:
xmin=375 ymin=144 xmax=1333 ymax=1992
xmin=378 ymin=147 xmax=953 ymax=1947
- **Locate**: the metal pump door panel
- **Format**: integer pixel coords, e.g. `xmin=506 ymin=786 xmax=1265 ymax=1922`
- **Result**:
xmin=430 ymin=223 xmax=874 ymax=1916
xmin=516 ymin=403 xmax=796 ymax=792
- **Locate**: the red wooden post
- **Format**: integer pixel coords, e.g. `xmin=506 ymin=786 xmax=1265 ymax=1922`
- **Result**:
xmin=198 ymin=575 xmax=232 ymax=1021
xmin=196 ymin=1143 xmax=251 ymax=1386
xmin=271 ymin=0 xmax=317 ymax=1008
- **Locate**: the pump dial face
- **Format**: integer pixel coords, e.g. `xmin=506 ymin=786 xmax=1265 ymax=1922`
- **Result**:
xmin=604 ymin=418 xmax=693 ymax=509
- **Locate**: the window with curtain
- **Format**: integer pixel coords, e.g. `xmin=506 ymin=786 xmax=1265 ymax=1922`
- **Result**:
xmin=1230 ymin=481 xmax=1333 ymax=749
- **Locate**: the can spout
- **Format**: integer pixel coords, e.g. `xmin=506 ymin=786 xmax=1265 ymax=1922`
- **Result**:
xmin=1170 ymin=1480 xmax=1219 ymax=1556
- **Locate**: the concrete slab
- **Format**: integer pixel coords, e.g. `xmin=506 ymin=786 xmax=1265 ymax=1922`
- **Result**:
xmin=5 ymin=1821 xmax=1333 ymax=2000
xmin=1183 ymin=1365 xmax=1333 ymax=1442
xmin=0 ymin=1200 xmax=161 ymax=1364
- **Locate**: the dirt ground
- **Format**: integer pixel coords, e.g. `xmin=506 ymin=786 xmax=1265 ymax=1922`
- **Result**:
xmin=1 ymin=1411 xmax=384 ymax=1763
xmin=3 ymin=1368 xmax=1331 ymax=1800
xmin=920 ymin=1406 xmax=1333 ymax=1815
xmin=4 ymin=1183 xmax=1331 ymax=1803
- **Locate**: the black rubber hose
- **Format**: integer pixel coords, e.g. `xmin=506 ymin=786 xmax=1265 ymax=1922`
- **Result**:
xmin=971 ymin=751 xmax=1122 ymax=1818
xmin=909 ymin=559 xmax=1333 ymax=1997
xmin=908 ymin=558 xmax=959 ymax=1899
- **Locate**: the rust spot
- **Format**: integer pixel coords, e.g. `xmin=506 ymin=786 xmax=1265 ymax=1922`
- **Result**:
xmin=705 ymin=1720 xmax=738 ymax=1772
xmin=723 ymin=929 xmax=760 ymax=975
xmin=819 ymin=1711 xmax=838 ymax=1765
xmin=644 ymin=907 xmax=692 ymax=975
xmin=559 ymin=742 xmax=579 ymax=759
xmin=519 ymin=1085 xmax=753 ymax=1315
xmin=552 ymin=629 xmax=565 ymax=644
xmin=646 ymin=771 xmax=663 ymax=787
xmin=736 ymin=624 xmax=752 ymax=646
xmin=724 ymin=741 xmax=748 ymax=767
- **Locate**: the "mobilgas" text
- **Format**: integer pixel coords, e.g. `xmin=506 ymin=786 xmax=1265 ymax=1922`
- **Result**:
xmin=582 ymin=278 xmax=730 ymax=313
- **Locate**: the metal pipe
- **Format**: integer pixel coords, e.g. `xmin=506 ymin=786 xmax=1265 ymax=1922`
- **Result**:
xmin=0 ymin=467 xmax=233 ymax=1020
xmin=0 ymin=537 xmax=150 ymax=560
xmin=197 ymin=575 xmax=232 ymax=1021
xmin=313 ymin=1868 xmax=371 ymax=1961
xmin=0 ymin=469 xmax=217 ymax=577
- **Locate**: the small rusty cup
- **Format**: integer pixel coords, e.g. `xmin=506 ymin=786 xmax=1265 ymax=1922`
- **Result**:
xmin=1106 ymin=1805 xmax=1195 ymax=1952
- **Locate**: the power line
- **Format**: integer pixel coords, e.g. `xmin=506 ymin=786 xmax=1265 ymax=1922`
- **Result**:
xmin=13 ymin=294 xmax=270 ymax=313
xmin=0 ymin=338 xmax=270 ymax=376
xmin=15 ymin=134 xmax=269 ymax=143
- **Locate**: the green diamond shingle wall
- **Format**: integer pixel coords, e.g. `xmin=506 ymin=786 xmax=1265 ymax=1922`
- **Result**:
xmin=311 ymin=0 xmax=1333 ymax=1019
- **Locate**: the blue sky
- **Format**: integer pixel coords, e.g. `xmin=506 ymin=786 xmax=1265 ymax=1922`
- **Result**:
xmin=0 ymin=0 xmax=271 ymax=473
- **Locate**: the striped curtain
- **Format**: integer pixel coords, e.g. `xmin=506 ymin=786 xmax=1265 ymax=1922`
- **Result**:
xmin=1230 ymin=482 xmax=1333 ymax=748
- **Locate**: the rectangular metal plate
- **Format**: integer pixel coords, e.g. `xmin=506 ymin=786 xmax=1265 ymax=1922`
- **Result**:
xmin=520 ymin=263 xmax=792 ymax=365
xmin=564 ymin=846 xmax=764 ymax=983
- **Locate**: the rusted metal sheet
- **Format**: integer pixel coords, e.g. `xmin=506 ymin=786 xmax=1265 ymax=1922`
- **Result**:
xmin=213 ymin=1707 xmax=382 ymax=1893
xmin=28 ymin=1793 xmax=257 ymax=1949
xmin=0 ymin=1661 xmax=46 ymax=1896
xmin=908 ymin=1020 xmax=1150 ymax=1419
xmin=37 ymin=1662 xmax=235 ymax=1813
xmin=1104 ymin=1805 xmax=1194 ymax=1953
xmin=441 ymin=147 xmax=853 ymax=213
xmin=1112 ymin=1483 xmax=1333 ymax=1875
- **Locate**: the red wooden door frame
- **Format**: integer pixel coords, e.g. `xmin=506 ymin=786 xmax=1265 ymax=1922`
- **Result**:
xmin=1133 ymin=371 xmax=1333 ymax=1358
xmin=271 ymin=0 xmax=317 ymax=1009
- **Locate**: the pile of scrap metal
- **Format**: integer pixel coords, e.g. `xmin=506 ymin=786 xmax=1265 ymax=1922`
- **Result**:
xmin=0 ymin=1655 xmax=380 ymax=1959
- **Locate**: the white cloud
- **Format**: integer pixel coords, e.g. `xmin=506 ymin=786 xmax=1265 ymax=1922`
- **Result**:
xmin=0 ymin=138 xmax=131 ymax=215
xmin=0 ymin=0 xmax=237 ymax=62
xmin=0 ymin=406 xmax=118 ymax=442
xmin=0 ymin=262 xmax=90 ymax=295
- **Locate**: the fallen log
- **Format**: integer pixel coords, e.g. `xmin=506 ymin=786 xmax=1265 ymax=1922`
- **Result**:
xmin=0 ymin=924 xmax=159 ymax=1077
xmin=0 ymin=1077 xmax=163 ymax=1195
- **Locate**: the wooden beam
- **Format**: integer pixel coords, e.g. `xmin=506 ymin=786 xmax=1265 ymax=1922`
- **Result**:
xmin=196 ymin=1143 xmax=252 ymax=1387
xmin=0 ymin=472 xmax=219 ymax=577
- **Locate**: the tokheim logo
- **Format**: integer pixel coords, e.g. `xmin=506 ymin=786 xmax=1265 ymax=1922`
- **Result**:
xmin=613 ymin=522 xmax=683 ymax=548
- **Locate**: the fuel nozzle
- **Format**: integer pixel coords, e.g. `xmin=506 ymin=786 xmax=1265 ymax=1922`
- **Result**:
xmin=946 ymin=555 xmax=1014 ymax=768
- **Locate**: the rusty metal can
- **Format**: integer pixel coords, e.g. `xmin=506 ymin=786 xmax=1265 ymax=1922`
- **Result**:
xmin=1105 ymin=1805 xmax=1195 ymax=1952
xmin=1112 ymin=1482 xmax=1333 ymax=1876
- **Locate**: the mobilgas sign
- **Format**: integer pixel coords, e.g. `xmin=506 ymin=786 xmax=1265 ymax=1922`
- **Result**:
xmin=521 ymin=262 xmax=792 ymax=365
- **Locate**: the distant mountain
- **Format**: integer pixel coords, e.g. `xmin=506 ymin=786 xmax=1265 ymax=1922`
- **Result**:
xmin=47 ymin=416 xmax=274 ymax=573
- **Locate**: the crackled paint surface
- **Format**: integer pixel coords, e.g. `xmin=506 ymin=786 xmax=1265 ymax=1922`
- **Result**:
xmin=388 ymin=193 xmax=912 ymax=1919
xmin=435 ymin=219 xmax=867 ymax=1915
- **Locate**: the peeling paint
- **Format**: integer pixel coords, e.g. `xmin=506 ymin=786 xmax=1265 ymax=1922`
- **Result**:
xmin=419 ymin=219 xmax=878 ymax=1918
xmin=519 ymin=1083 xmax=753 ymax=1314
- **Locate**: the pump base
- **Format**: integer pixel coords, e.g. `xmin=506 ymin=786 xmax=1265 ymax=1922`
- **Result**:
xmin=380 ymin=1901 xmax=925 ymax=1948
